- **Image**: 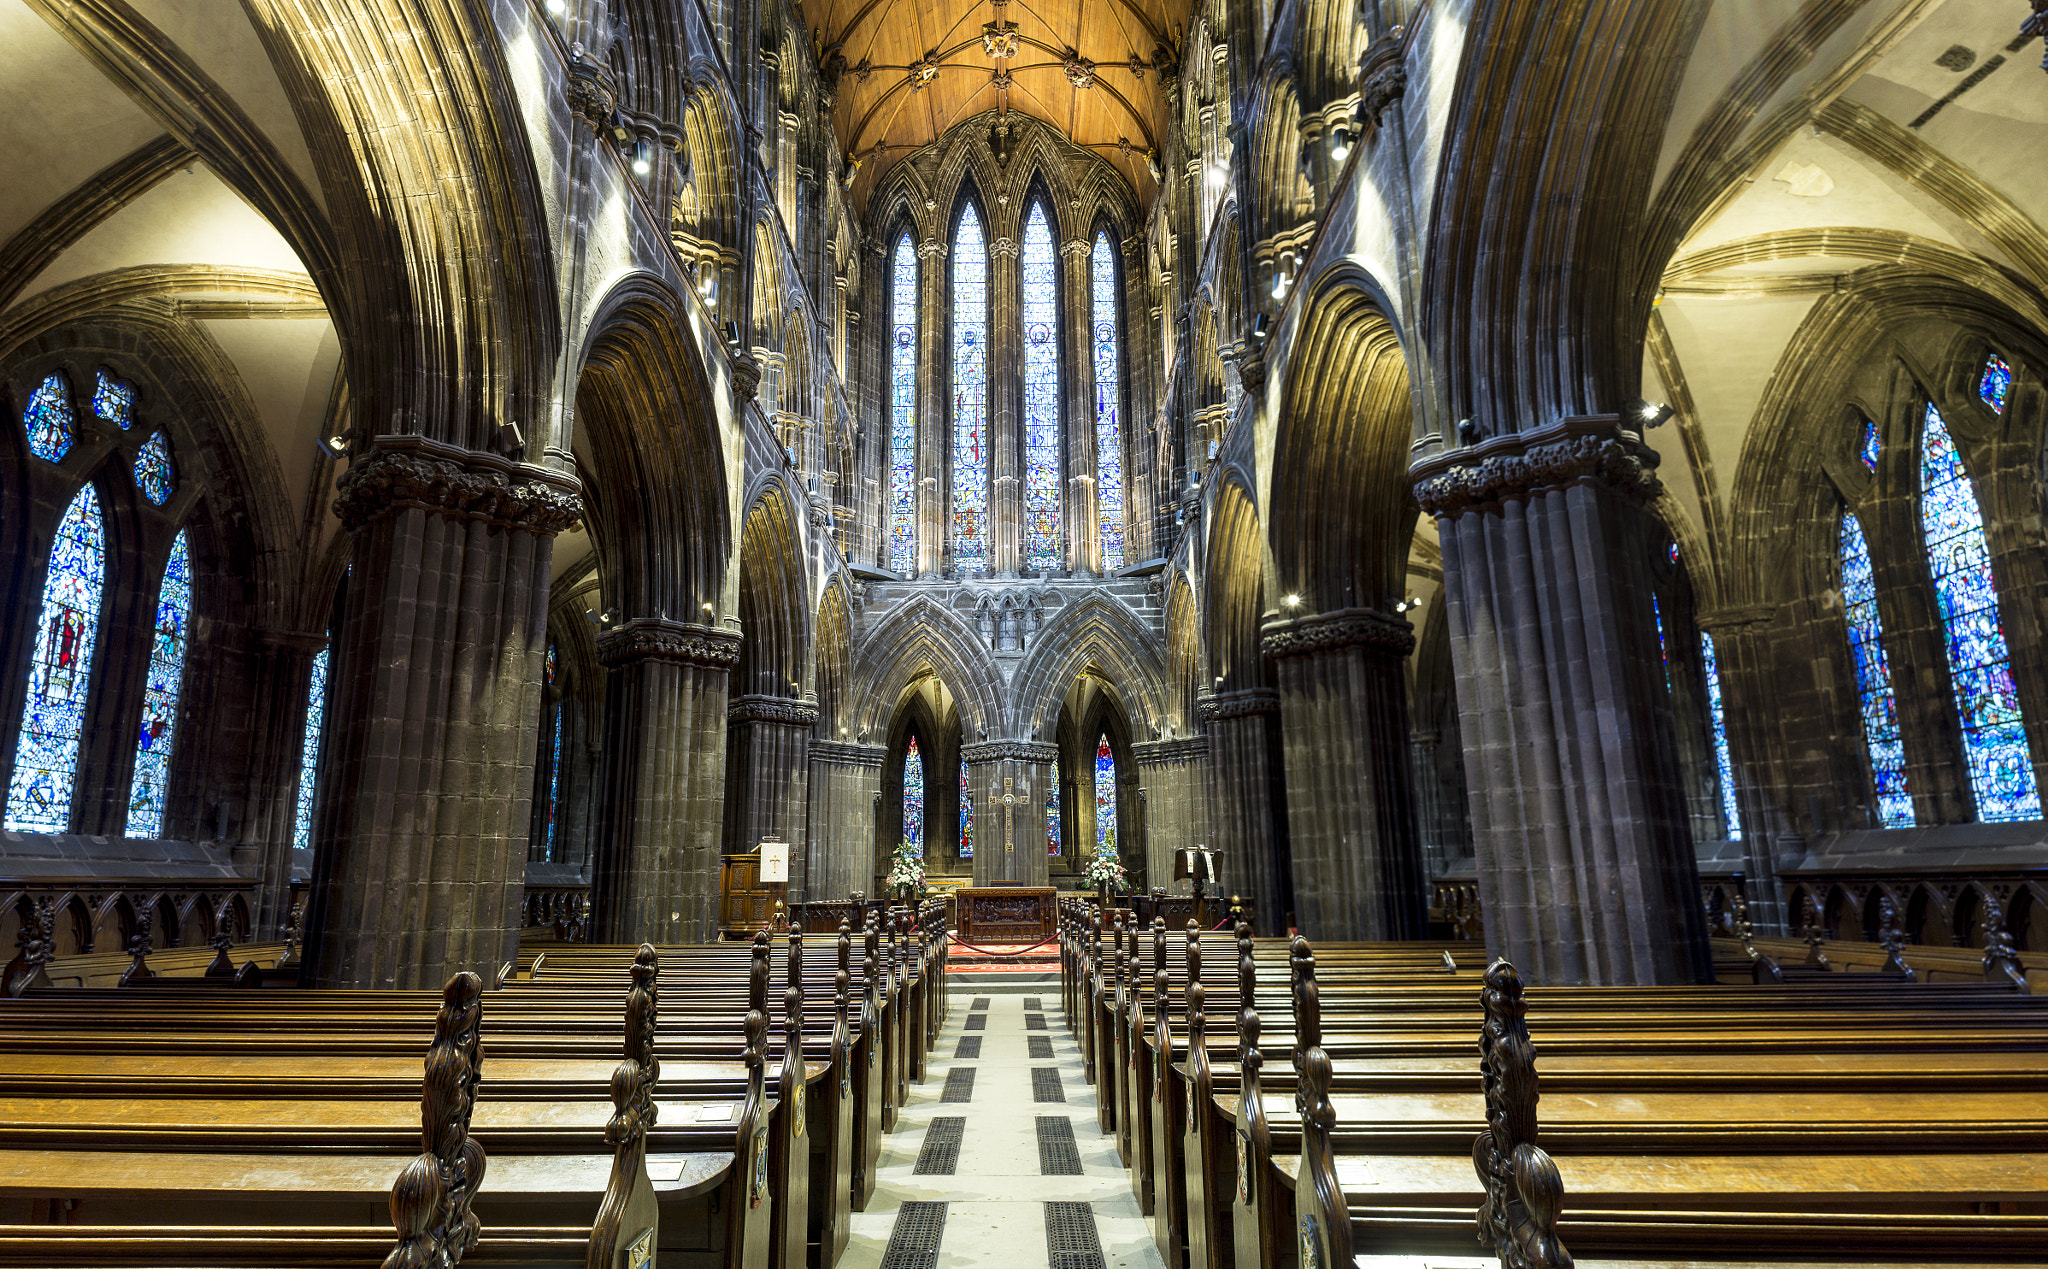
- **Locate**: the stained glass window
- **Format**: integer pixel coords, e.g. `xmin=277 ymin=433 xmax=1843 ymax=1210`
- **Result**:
xmin=890 ymin=233 xmax=918 ymax=573
xmin=1652 ymin=595 xmax=1672 ymax=694
xmin=292 ymin=645 xmax=331 ymax=852
xmin=545 ymin=642 xmax=559 ymax=686
xmin=1840 ymin=512 xmax=1912 ymax=827
xmin=902 ymin=736 xmax=925 ymax=857
xmin=543 ymin=703 xmax=563 ymax=862
xmin=958 ymin=758 xmax=974 ymax=859
xmin=1859 ymin=417 xmax=1880 ymax=472
xmin=1094 ymin=734 xmax=1116 ymax=855
xmin=1092 ymin=235 xmax=1125 ymax=570
xmin=24 ymin=372 xmax=74 ymax=464
xmin=1699 ymin=631 xmax=1742 ymax=841
xmin=1920 ymin=402 xmax=2040 ymax=821
xmin=134 ymin=430 xmax=174 ymax=505
xmin=952 ymin=206 xmax=989 ymax=570
xmin=5 ymin=485 xmax=105 ymax=831
xmin=1668 ymin=542 xmax=1680 ymax=565
xmin=93 ymin=368 xmax=135 ymax=428
xmin=1979 ymin=352 xmax=2011 ymax=414
xmin=1021 ymin=203 xmax=1063 ymax=570
xmin=126 ymin=530 xmax=192 ymax=837
xmin=1047 ymin=757 xmax=1062 ymax=856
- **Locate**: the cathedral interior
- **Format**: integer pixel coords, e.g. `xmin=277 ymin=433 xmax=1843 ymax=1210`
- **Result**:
xmin=2 ymin=0 xmax=2048 ymax=1261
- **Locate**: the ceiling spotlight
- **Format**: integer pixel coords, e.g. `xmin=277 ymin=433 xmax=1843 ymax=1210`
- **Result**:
xmin=702 ymin=603 xmax=716 ymax=614
xmin=1330 ymin=127 xmax=1351 ymax=164
xmin=1271 ymin=270 xmax=1290 ymax=300
xmin=1282 ymin=594 xmax=1301 ymax=608
xmin=632 ymin=145 xmax=652 ymax=176
xmin=546 ymin=0 xmax=564 ymax=11
xmin=321 ymin=433 xmax=347 ymax=458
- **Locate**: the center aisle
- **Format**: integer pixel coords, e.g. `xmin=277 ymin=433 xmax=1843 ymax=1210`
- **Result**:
xmin=839 ymin=988 xmax=1169 ymax=1269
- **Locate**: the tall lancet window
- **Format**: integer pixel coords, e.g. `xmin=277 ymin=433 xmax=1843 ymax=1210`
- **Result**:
xmin=1920 ymin=402 xmax=2039 ymax=821
xmin=889 ymin=232 xmax=918 ymax=572
xmin=1091 ymin=234 xmax=1125 ymax=570
xmin=6 ymin=485 xmax=106 ymax=831
xmin=127 ymin=530 xmax=193 ymax=837
xmin=1021 ymin=202 xmax=1062 ymax=569
xmin=1093 ymin=734 xmax=1117 ymax=854
xmin=952 ymin=205 xmax=990 ymax=570
xmin=293 ymin=645 xmax=331 ymax=852
xmin=539 ymin=643 xmax=563 ymax=863
xmin=902 ymin=737 xmax=926 ymax=856
xmin=958 ymin=758 xmax=974 ymax=859
xmin=1699 ymin=632 xmax=1741 ymax=840
xmin=1840 ymin=513 xmax=1912 ymax=827
xmin=1047 ymin=757 xmax=1062 ymax=856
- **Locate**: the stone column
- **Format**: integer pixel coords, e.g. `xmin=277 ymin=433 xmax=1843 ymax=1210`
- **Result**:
xmin=806 ymin=741 xmax=885 ymax=898
xmin=1407 ymin=730 xmax=1451 ymax=879
xmin=1412 ymin=417 xmax=1710 ymax=986
xmin=916 ymin=238 xmax=947 ymax=576
xmin=961 ymin=740 xmax=1057 ymax=885
xmin=1131 ymin=737 xmax=1211 ymax=892
xmin=305 ymin=440 xmax=578 ymax=989
xmin=591 ymin=619 xmax=742 ymax=944
xmin=989 ymin=235 xmax=1022 ymax=576
xmin=1698 ymin=612 xmax=1790 ymax=935
xmin=724 ymin=694 xmax=820 ymax=896
xmin=1199 ymin=690 xmax=1290 ymax=932
xmin=1062 ymin=238 xmax=1098 ymax=574
xmin=1264 ymin=608 xmax=1426 ymax=940
xmin=244 ymin=632 xmax=327 ymax=938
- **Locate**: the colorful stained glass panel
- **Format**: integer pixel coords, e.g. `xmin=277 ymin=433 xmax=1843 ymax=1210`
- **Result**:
xmin=126 ymin=530 xmax=192 ymax=837
xmin=890 ymin=233 xmax=918 ymax=573
xmin=93 ymin=368 xmax=135 ymax=428
xmin=1021 ymin=203 xmax=1063 ymax=569
xmin=1979 ymin=353 xmax=2011 ymax=413
xmin=1840 ymin=513 xmax=1912 ymax=827
xmin=1859 ymin=417 xmax=1880 ymax=472
xmin=24 ymin=372 xmax=74 ymax=463
xmin=903 ymin=737 xmax=925 ymax=857
xmin=545 ymin=642 xmax=559 ymax=686
xmin=1699 ymin=631 xmax=1742 ymax=841
xmin=5 ymin=485 xmax=105 ymax=831
xmin=1091 ymin=235 xmax=1125 ymax=570
xmin=1094 ymin=735 xmax=1116 ymax=854
xmin=958 ymin=757 xmax=974 ymax=859
xmin=1652 ymin=595 xmax=1671 ymax=695
xmin=1920 ymin=403 xmax=2039 ymax=821
xmin=544 ymin=703 xmax=563 ymax=862
xmin=134 ymin=430 xmax=174 ymax=504
xmin=292 ymin=645 xmax=331 ymax=852
xmin=952 ymin=206 xmax=989 ymax=570
xmin=1047 ymin=757 xmax=1062 ymax=856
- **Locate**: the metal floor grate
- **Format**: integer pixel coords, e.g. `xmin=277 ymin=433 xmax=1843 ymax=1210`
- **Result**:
xmin=1031 ymin=1067 xmax=1065 ymax=1102
xmin=1044 ymin=1202 xmax=1105 ymax=1269
xmin=1036 ymin=1116 xmax=1083 ymax=1175
xmin=880 ymin=1201 xmax=949 ymax=1269
xmin=971 ymin=996 xmax=991 ymax=1010
xmin=1027 ymin=1036 xmax=1054 ymax=1060
xmin=1023 ymin=997 xmax=1043 ymax=1010
xmin=954 ymin=1036 xmax=983 ymax=1060
xmin=940 ymin=1067 xmax=977 ymax=1103
xmin=914 ymin=1117 xmax=966 ymax=1175
xmin=1025 ymin=1012 xmax=1048 ymax=1030
xmin=964 ymin=1014 xmax=987 ymax=1030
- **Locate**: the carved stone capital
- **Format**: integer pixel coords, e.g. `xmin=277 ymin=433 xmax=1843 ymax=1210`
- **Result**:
xmin=729 ymin=693 xmax=821 ymax=725
xmin=732 ymin=352 xmax=763 ymax=404
xmin=1260 ymin=606 xmax=1414 ymax=660
xmin=1410 ymin=415 xmax=1662 ymax=519
xmin=989 ymin=236 xmax=1020 ymax=259
xmin=596 ymin=619 xmax=743 ymax=670
xmin=1130 ymin=737 xmax=1209 ymax=764
xmin=565 ymin=53 xmax=619 ymax=130
xmin=809 ymin=740 xmax=887 ymax=767
xmin=1198 ymin=688 xmax=1280 ymax=722
xmin=960 ymin=739 xmax=1060 ymax=764
xmin=1357 ymin=34 xmax=1406 ymax=128
xmin=333 ymin=439 xmax=583 ymax=535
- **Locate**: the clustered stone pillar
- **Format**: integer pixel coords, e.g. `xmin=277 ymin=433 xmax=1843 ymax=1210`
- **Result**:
xmin=591 ymin=619 xmax=742 ymax=943
xmin=961 ymin=740 xmax=1057 ymax=885
xmin=245 ymin=631 xmax=329 ymax=938
xmin=1200 ymin=689 xmax=1290 ymax=932
xmin=306 ymin=440 xmax=578 ymax=989
xmin=1131 ymin=737 xmax=1212 ymax=892
xmin=1413 ymin=417 xmax=1710 ymax=986
xmin=1264 ymin=607 xmax=1426 ymax=940
xmin=724 ymin=695 xmax=820 ymax=897
xmin=806 ymin=741 xmax=885 ymax=899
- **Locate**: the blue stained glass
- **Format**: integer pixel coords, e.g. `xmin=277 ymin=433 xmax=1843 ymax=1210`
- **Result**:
xmin=1047 ymin=757 xmax=1062 ymax=856
xmin=952 ymin=207 xmax=989 ymax=570
xmin=126 ymin=530 xmax=192 ymax=837
xmin=890 ymin=234 xmax=918 ymax=573
xmin=5 ymin=484 xmax=105 ymax=831
xmin=292 ymin=645 xmax=331 ymax=852
xmin=1920 ymin=403 xmax=2039 ymax=821
xmin=1092 ymin=235 xmax=1125 ymax=570
xmin=959 ymin=757 xmax=974 ymax=859
xmin=1859 ymin=418 xmax=1880 ymax=472
xmin=1021 ymin=203 xmax=1062 ymax=570
xmin=1652 ymin=595 xmax=1671 ymax=695
xmin=134 ymin=430 xmax=174 ymax=505
xmin=545 ymin=642 xmax=559 ymax=686
xmin=1979 ymin=353 xmax=2012 ymax=413
xmin=1840 ymin=513 xmax=1913 ymax=827
xmin=1094 ymin=735 xmax=1116 ymax=854
xmin=93 ymin=368 xmax=134 ymax=428
xmin=903 ymin=737 xmax=925 ymax=857
xmin=1668 ymin=542 xmax=1680 ymax=564
xmin=24 ymin=372 xmax=74 ymax=463
xmin=1698 ymin=631 xmax=1742 ymax=840
xmin=544 ymin=703 xmax=563 ymax=862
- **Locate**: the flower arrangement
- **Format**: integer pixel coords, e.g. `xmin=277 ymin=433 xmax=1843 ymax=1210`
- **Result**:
xmin=1083 ymin=850 xmax=1130 ymax=895
xmin=885 ymin=840 xmax=925 ymax=899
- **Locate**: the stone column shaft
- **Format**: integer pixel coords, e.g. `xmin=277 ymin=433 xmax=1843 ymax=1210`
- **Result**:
xmin=592 ymin=619 xmax=742 ymax=943
xmin=1132 ymin=737 xmax=1212 ymax=892
xmin=961 ymin=740 xmax=1057 ymax=885
xmin=1265 ymin=609 xmax=1426 ymax=940
xmin=1414 ymin=417 xmax=1709 ymax=986
xmin=725 ymin=695 xmax=820 ymax=896
xmin=806 ymin=741 xmax=885 ymax=898
xmin=1199 ymin=691 xmax=1288 ymax=931
xmin=990 ymin=236 xmax=1022 ymax=575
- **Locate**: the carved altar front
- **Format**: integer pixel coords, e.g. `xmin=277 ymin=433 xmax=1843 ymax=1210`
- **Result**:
xmin=955 ymin=885 xmax=1057 ymax=943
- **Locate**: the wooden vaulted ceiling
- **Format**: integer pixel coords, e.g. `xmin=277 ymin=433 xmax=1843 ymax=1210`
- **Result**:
xmin=812 ymin=0 xmax=1190 ymax=213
